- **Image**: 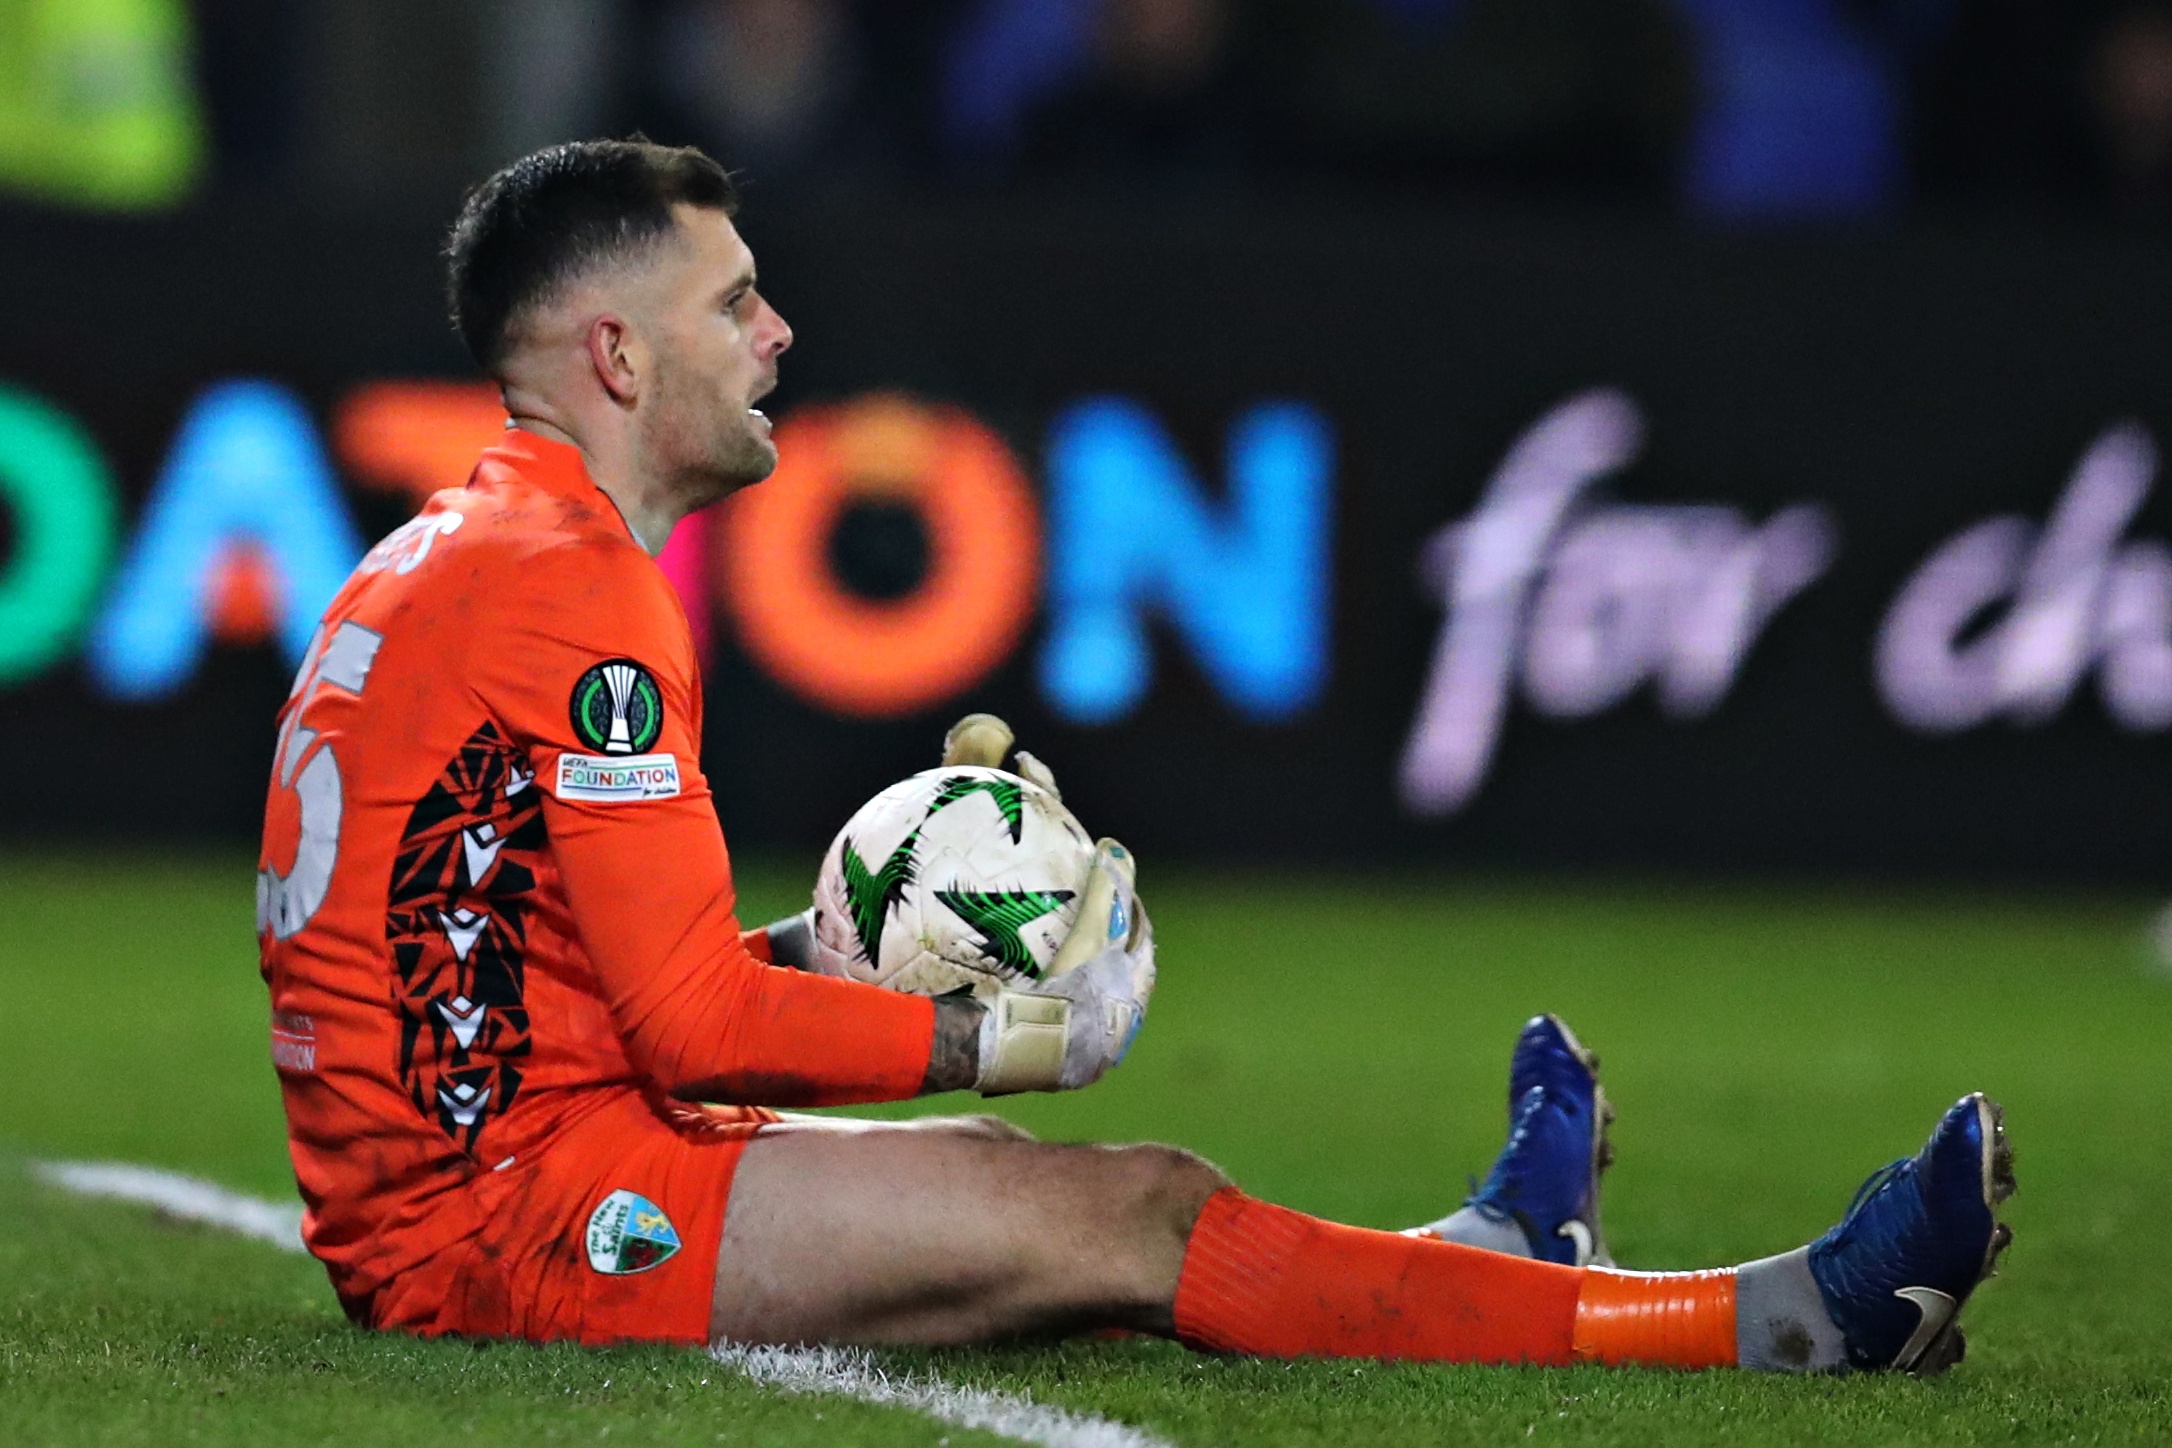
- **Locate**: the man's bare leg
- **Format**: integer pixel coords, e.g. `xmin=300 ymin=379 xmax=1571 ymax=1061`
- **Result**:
xmin=711 ymin=1116 xmax=1228 ymax=1345
xmin=712 ymin=1095 xmax=2014 ymax=1375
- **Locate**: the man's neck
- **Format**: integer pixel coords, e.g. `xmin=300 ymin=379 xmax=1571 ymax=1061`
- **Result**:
xmin=508 ymin=416 xmax=680 ymax=556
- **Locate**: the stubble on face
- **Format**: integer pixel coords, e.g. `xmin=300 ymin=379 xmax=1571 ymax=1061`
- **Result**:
xmin=640 ymin=344 xmax=777 ymax=514
xmin=632 ymin=212 xmax=781 ymax=514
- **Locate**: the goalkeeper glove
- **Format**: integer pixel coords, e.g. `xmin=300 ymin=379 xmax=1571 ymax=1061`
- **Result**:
xmin=975 ymin=838 xmax=1156 ymax=1095
xmin=941 ymin=711 xmax=1060 ymax=799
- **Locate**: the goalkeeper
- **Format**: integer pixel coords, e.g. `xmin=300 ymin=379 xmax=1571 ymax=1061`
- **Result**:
xmin=256 ymin=138 xmax=2011 ymax=1374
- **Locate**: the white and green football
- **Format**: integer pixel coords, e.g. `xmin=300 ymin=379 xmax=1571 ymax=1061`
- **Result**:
xmin=807 ymin=765 xmax=1096 ymax=998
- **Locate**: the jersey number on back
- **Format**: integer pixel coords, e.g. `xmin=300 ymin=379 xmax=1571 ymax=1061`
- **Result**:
xmin=258 ymin=621 xmax=383 ymax=939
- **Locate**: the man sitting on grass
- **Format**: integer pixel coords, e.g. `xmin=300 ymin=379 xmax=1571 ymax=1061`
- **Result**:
xmin=255 ymin=138 xmax=2012 ymax=1373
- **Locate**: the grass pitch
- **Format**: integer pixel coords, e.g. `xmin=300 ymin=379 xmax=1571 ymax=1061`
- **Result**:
xmin=3 ymin=849 xmax=2169 ymax=1445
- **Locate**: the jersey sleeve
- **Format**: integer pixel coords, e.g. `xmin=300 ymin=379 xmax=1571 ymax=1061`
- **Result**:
xmin=473 ymin=537 xmax=933 ymax=1106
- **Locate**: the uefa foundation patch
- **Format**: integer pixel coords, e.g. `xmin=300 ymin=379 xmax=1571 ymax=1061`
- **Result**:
xmin=554 ymin=751 xmax=681 ymax=802
xmin=585 ymin=1189 xmax=681 ymax=1275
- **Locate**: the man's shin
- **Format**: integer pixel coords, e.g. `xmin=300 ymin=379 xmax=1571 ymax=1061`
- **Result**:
xmin=1173 ymin=1189 xmax=1754 ymax=1370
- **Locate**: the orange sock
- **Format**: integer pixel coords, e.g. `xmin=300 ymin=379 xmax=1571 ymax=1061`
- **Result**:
xmin=1174 ymin=1189 xmax=1582 ymax=1363
xmin=1571 ymin=1268 xmax=1737 ymax=1369
xmin=1174 ymin=1189 xmax=1739 ymax=1369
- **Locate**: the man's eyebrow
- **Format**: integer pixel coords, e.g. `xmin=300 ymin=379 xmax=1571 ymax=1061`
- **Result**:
xmin=721 ymin=268 xmax=756 ymax=296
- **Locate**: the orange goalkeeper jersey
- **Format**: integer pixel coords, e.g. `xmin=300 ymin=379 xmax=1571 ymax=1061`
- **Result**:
xmin=256 ymin=429 xmax=934 ymax=1317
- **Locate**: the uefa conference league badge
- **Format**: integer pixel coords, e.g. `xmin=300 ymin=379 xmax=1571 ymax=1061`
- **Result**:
xmin=585 ymin=1189 xmax=681 ymax=1275
xmin=569 ymin=658 xmax=663 ymax=756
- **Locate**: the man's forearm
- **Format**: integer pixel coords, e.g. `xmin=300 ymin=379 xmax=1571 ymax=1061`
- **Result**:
xmin=753 ymin=912 xmax=981 ymax=1096
xmin=922 ymin=995 xmax=984 ymax=1094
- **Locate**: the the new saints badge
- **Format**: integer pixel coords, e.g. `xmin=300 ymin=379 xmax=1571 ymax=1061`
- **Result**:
xmin=585 ymin=1189 xmax=681 ymax=1275
xmin=570 ymin=659 xmax=663 ymax=755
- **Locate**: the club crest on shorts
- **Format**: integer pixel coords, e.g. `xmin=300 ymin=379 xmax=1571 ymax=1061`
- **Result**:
xmin=569 ymin=659 xmax=663 ymax=756
xmin=584 ymin=1189 xmax=681 ymax=1275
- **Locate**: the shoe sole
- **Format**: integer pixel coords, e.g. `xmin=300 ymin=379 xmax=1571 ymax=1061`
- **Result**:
xmin=1906 ymin=1093 xmax=2017 ymax=1377
xmin=1541 ymin=1014 xmax=1617 ymax=1268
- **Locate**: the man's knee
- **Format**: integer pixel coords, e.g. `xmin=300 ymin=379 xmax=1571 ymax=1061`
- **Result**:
xmin=1046 ymin=1143 xmax=1227 ymax=1318
xmin=1103 ymin=1143 xmax=1231 ymax=1245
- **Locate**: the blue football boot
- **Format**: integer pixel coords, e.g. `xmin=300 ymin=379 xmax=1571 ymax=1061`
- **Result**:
xmin=1807 ymin=1093 xmax=2016 ymax=1374
xmin=1462 ymin=1015 xmax=1615 ymax=1266
xmin=1509 ymin=1013 xmax=1612 ymax=1142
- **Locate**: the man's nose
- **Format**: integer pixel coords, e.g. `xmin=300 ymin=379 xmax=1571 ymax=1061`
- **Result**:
xmin=760 ymin=298 xmax=793 ymax=357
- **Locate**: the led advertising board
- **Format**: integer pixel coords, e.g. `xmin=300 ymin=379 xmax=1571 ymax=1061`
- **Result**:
xmin=4 ymin=202 xmax=2172 ymax=881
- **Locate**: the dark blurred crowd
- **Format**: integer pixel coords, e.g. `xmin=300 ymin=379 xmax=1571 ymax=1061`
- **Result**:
xmin=33 ymin=0 xmax=2172 ymax=221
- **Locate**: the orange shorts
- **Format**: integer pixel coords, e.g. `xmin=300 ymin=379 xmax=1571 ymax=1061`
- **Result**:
xmin=373 ymin=1092 xmax=778 ymax=1346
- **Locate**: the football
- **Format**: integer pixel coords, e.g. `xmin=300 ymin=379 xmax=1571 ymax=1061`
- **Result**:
xmin=807 ymin=765 xmax=1096 ymax=997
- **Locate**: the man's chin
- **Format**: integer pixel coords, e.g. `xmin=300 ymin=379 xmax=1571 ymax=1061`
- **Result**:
xmin=741 ymin=436 xmax=780 ymax=484
xmin=707 ymin=437 xmax=779 ymax=497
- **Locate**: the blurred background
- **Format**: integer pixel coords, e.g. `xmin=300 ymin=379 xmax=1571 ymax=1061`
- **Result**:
xmin=34 ymin=0 xmax=2172 ymax=220
xmin=9 ymin=0 xmax=2172 ymax=882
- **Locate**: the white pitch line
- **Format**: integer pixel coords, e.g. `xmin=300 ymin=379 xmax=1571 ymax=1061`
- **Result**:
xmin=711 ymin=1342 xmax=1173 ymax=1448
xmin=32 ymin=1159 xmax=1173 ymax=1448
xmin=33 ymin=1160 xmax=308 ymax=1253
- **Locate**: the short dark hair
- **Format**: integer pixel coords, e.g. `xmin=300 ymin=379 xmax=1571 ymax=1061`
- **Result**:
xmin=445 ymin=138 xmax=739 ymax=373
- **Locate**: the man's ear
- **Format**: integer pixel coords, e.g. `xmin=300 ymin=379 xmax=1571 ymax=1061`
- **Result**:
xmin=586 ymin=314 xmax=641 ymax=406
